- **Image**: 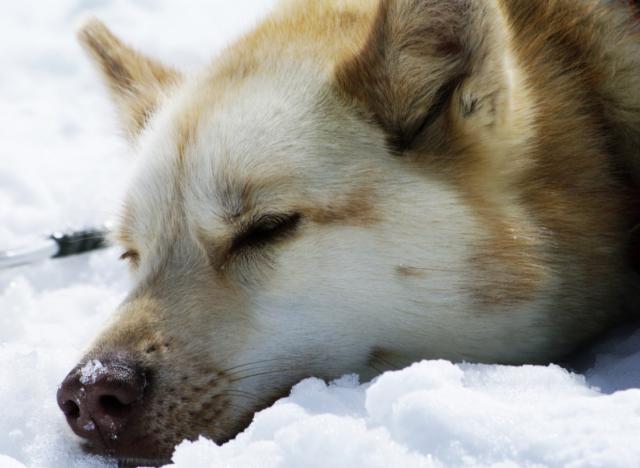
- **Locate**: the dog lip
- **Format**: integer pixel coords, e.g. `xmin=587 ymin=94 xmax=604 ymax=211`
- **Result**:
xmin=115 ymin=456 xmax=171 ymax=467
xmin=80 ymin=436 xmax=172 ymax=466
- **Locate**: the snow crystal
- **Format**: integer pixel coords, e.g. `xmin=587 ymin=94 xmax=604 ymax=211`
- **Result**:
xmin=1 ymin=1 xmax=639 ymax=468
xmin=82 ymin=421 xmax=96 ymax=432
xmin=79 ymin=360 xmax=106 ymax=385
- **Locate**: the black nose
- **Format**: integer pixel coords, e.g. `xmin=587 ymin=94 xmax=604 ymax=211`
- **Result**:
xmin=57 ymin=355 xmax=147 ymax=445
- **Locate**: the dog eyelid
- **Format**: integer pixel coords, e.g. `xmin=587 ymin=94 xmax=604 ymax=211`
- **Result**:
xmin=230 ymin=212 xmax=301 ymax=253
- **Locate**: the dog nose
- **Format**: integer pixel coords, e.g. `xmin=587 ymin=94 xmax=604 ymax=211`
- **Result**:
xmin=57 ymin=356 xmax=147 ymax=444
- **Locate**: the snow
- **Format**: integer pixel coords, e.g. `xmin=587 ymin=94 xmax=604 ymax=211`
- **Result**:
xmin=0 ymin=1 xmax=638 ymax=467
xmin=171 ymin=363 xmax=640 ymax=468
xmin=79 ymin=359 xmax=106 ymax=385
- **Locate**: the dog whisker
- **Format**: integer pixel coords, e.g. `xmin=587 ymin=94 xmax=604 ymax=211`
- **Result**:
xmin=218 ymin=357 xmax=299 ymax=372
xmin=217 ymin=389 xmax=270 ymax=405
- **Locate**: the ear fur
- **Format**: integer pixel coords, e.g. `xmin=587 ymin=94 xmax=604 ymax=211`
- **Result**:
xmin=77 ymin=18 xmax=181 ymax=138
xmin=336 ymin=0 xmax=515 ymax=153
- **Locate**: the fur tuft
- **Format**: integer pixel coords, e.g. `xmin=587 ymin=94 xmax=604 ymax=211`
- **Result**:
xmin=77 ymin=17 xmax=181 ymax=138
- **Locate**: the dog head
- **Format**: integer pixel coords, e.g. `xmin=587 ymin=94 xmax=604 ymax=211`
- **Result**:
xmin=57 ymin=0 xmax=619 ymax=464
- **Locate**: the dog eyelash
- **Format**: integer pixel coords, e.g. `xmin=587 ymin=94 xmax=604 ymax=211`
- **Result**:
xmin=230 ymin=213 xmax=301 ymax=253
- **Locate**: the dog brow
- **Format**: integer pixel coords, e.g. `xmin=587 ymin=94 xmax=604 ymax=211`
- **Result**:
xmin=216 ymin=182 xmax=248 ymax=222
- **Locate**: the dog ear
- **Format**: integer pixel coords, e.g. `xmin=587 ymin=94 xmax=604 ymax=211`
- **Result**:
xmin=77 ymin=18 xmax=181 ymax=139
xmin=337 ymin=0 xmax=516 ymax=153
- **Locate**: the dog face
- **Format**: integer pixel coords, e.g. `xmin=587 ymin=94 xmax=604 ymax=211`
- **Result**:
xmin=57 ymin=0 xmax=639 ymax=464
xmin=66 ymin=17 xmax=487 ymax=463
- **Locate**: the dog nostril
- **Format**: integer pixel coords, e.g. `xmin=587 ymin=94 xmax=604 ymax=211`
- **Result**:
xmin=61 ymin=400 xmax=80 ymax=419
xmin=98 ymin=395 xmax=133 ymax=418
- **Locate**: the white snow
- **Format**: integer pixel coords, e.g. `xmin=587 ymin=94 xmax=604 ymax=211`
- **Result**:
xmin=82 ymin=421 xmax=96 ymax=433
xmin=79 ymin=359 xmax=106 ymax=385
xmin=170 ymin=362 xmax=640 ymax=468
xmin=0 ymin=1 xmax=639 ymax=467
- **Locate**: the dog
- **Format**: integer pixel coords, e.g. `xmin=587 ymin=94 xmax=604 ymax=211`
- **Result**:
xmin=57 ymin=0 xmax=640 ymax=465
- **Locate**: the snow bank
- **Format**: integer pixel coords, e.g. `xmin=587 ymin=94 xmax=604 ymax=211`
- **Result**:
xmin=170 ymin=362 xmax=640 ymax=468
xmin=1 ymin=1 xmax=639 ymax=467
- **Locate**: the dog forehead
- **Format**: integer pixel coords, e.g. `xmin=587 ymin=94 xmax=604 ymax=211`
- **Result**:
xmin=187 ymin=70 xmax=326 ymax=175
xmin=179 ymin=65 xmax=387 ymax=214
xmin=180 ymin=69 xmax=328 ymax=216
xmin=125 ymin=64 xmax=380 ymax=241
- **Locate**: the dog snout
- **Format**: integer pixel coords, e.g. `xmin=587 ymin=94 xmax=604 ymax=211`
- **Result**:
xmin=57 ymin=355 xmax=147 ymax=447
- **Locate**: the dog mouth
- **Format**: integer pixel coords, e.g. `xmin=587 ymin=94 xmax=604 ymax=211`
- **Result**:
xmin=115 ymin=457 xmax=171 ymax=468
xmin=66 ymin=357 xmax=298 ymax=465
xmin=80 ymin=439 xmax=172 ymax=467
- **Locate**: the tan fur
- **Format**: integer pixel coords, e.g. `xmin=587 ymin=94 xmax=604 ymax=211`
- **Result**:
xmin=336 ymin=0 xmax=638 ymax=313
xmin=78 ymin=18 xmax=181 ymax=137
xmin=66 ymin=0 xmax=640 ymax=464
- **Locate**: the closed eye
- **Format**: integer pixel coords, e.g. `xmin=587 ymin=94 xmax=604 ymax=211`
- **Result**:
xmin=230 ymin=212 xmax=301 ymax=253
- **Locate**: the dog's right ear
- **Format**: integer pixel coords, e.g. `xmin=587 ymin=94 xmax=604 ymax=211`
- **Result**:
xmin=77 ymin=18 xmax=181 ymax=139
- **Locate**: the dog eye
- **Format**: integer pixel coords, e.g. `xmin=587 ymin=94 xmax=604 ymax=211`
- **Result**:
xmin=231 ymin=213 xmax=301 ymax=252
xmin=119 ymin=249 xmax=140 ymax=265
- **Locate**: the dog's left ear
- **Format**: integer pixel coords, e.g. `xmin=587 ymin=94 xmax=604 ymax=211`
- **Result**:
xmin=77 ymin=18 xmax=181 ymax=139
xmin=337 ymin=0 xmax=517 ymax=153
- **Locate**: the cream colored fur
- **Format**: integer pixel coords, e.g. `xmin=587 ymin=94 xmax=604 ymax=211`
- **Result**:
xmin=68 ymin=0 xmax=640 ymax=463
